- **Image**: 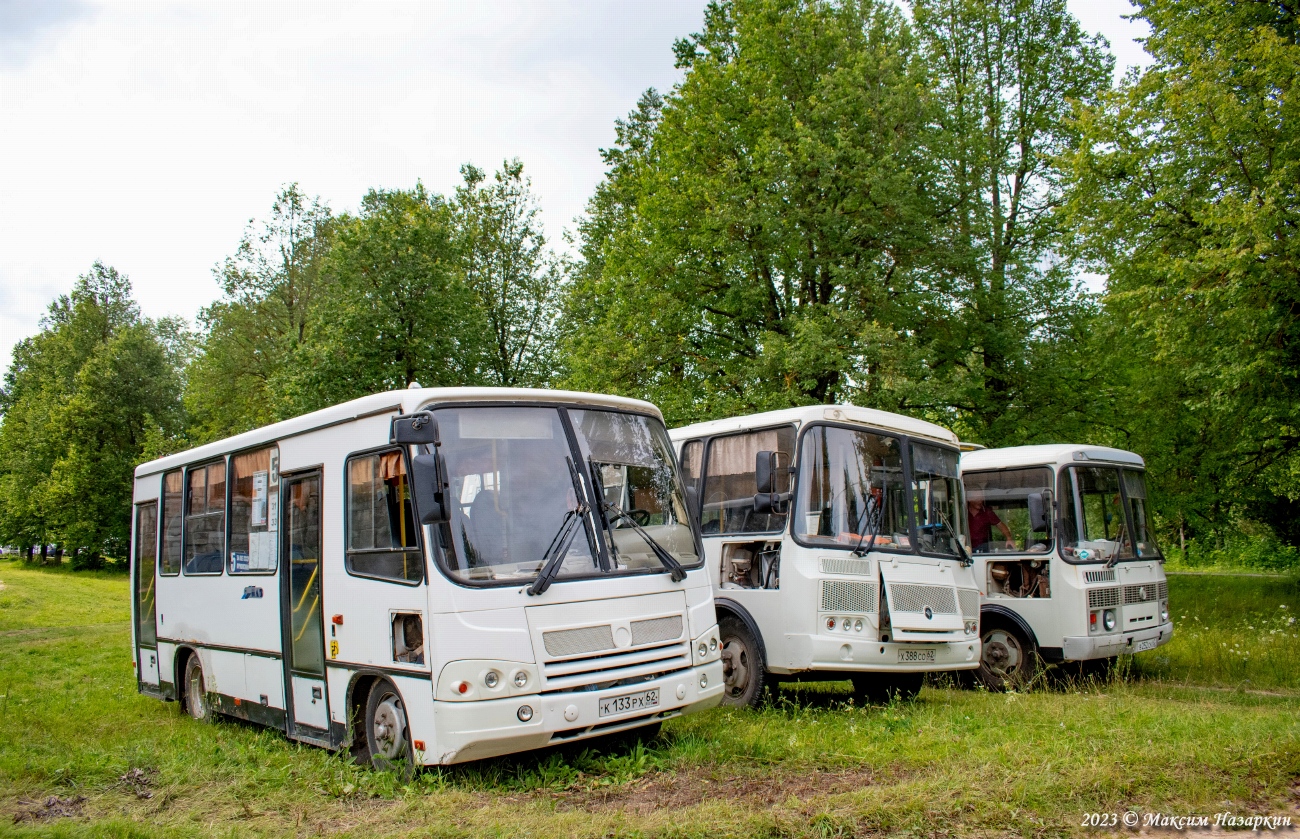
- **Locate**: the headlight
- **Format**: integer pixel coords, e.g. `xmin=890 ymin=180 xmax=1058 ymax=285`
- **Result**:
xmin=698 ymin=643 xmax=709 ymax=659
xmin=1103 ymin=609 xmax=1116 ymax=631
xmin=1160 ymin=600 xmax=1169 ymax=622
xmin=964 ymin=620 xmax=977 ymax=635
xmin=512 ymin=670 xmax=528 ymax=688
xmin=710 ymin=637 xmax=718 ymax=651
xmin=484 ymin=670 xmax=500 ymax=689
xmin=516 ymin=705 xmax=533 ymax=722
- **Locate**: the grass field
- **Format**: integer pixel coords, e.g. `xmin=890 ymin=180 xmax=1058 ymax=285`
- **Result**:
xmin=1 ymin=562 xmax=1297 ymax=838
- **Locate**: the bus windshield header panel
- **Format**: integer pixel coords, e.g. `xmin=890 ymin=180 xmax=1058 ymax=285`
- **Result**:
xmin=434 ymin=405 xmax=700 ymax=586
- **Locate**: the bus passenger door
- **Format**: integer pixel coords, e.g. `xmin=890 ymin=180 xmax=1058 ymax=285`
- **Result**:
xmin=280 ymin=471 xmax=330 ymax=740
xmin=133 ymin=502 xmax=160 ymax=688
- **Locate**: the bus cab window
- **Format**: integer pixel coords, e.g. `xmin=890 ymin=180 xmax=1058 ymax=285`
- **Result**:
xmin=701 ymin=427 xmax=796 ymax=535
xmin=963 ymin=467 xmax=1053 ymax=554
xmin=347 ymin=451 xmax=422 ymax=583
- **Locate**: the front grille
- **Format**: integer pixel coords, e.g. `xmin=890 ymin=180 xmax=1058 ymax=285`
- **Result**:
xmin=957 ymin=589 xmax=980 ymax=621
xmin=1088 ymin=587 xmax=1120 ymax=608
xmin=821 ymin=580 xmax=877 ymax=613
xmin=1084 ymin=569 xmax=1117 ymax=583
xmin=540 ymin=640 xmax=691 ymax=693
xmin=1123 ymin=584 xmax=1161 ymax=604
xmin=631 ymin=615 xmax=682 ymax=646
xmin=1158 ymin=580 xmax=1168 ymax=599
xmin=819 ymin=557 xmax=872 ymax=576
xmin=544 ymin=625 xmax=615 ymax=657
xmin=888 ymin=584 xmax=958 ymax=615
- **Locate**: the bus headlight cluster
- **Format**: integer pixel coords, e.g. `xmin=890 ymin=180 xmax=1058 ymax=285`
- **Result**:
xmin=1103 ymin=609 xmax=1117 ymax=631
xmin=1160 ymin=600 xmax=1169 ymax=623
xmin=825 ymin=617 xmax=865 ymax=633
xmin=964 ymin=620 xmax=977 ymax=636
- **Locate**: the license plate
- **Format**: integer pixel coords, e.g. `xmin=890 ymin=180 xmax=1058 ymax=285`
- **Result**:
xmin=1134 ymin=638 xmax=1158 ymax=652
xmin=898 ymin=649 xmax=936 ymax=662
xmin=599 ymin=688 xmax=660 ymax=718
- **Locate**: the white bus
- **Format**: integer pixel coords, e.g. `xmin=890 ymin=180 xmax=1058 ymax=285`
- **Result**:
xmin=130 ymin=387 xmax=723 ymax=768
xmin=670 ymin=405 xmax=981 ymax=706
xmin=959 ymin=444 xmax=1173 ymax=689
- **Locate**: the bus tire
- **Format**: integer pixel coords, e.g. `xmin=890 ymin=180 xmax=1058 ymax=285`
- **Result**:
xmin=361 ymin=679 xmax=413 ymax=774
xmin=182 ymin=654 xmax=210 ymax=722
xmin=718 ymin=614 xmax=766 ymax=708
xmin=976 ymin=619 xmax=1038 ymax=691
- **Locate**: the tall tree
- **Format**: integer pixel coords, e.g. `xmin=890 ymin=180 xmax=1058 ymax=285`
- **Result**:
xmin=0 ymin=265 xmax=186 ymax=563
xmin=279 ymin=185 xmax=484 ymax=410
xmin=561 ymin=0 xmax=939 ymax=424
xmin=186 ymin=185 xmax=334 ymax=441
xmin=454 ymin=160 xmax=562 ymax=388
xmin=910 ymin=0 xmax=1113 ymax=442
xmin=1065 ymin=0 xmax=1300 ymax=541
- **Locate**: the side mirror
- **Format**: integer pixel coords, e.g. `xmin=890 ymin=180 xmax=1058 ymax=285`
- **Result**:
xmin=410 ymin=452 xmax=450 ymax=524
xmin=392 ymin=412 xmax=440 ymax=445
xmin=755 ymin=450 xmax=791 ymax=494
xmin=1028 ymin=490 xmax=1052 ymax=532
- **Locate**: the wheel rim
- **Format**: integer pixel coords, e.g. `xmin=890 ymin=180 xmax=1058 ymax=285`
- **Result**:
xmin=982 ymin=629 xmax=1023 ymax=677
xmin=721 ymin=635 xmax=751 ymax=699
xmin=188 ymin=663 xmax=206 ymax=719
xmin=371 ymin=692 xmax=407 ymax=760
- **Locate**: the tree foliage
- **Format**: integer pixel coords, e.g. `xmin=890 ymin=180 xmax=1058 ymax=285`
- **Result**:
xmin=1064 ymin=0 xmax=1300 ymax=541
xmin=0 ymin=265 xmax=186 ymax=563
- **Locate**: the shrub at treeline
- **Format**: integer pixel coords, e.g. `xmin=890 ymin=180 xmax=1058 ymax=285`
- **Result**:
xmin=0 ymin=0 xmax=1296 ymax=569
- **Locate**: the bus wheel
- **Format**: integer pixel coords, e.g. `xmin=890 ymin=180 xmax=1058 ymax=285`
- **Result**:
xmin=976 ymin=621 xmax=1038 ymax=691
xmin=718 ymin=615 xmax=765 ymax=708
xmin=183 ymin=654 xmax=210 ymax=721
xmin=363 ymin=679 xmax=413 ymax=773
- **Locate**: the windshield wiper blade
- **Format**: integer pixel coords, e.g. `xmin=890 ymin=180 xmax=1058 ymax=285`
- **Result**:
xmin=588 ymin=457 xmax=686 ymax=582
xmin=852 ymin=493 xmax=882 ymax=557
xmin=937 ymin=509 xmax=974 ymax=567
xmin=526 ymin=458 xmax=590 ymax=596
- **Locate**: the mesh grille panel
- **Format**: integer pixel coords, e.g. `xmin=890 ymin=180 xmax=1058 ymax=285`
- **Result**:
xmin=1088 ymin=587 xmax=1120 ymax=608
xmin=1158 ymin=580 xmax=1168 ymax=599
xmin=1124 ymin=584 xmax=1160 ymax=604
xmin=543 ymin=625 xmax=615 ymax=657
xmin=819 ymin=557 xmax=873 ymax=576
xmin=888 ymin=584 xmax=958 ymax=615
xmin=1084 ymin=569 xmax=1116 ymax=583
xmin=958 ymin=589 xmax=980 ymax=620
xmin=821 ymin=580 xmax=877 ymax=613
xmin=631 ymin=615 xmax=683 ymax=646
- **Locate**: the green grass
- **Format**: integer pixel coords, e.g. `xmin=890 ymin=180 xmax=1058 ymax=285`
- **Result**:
xmin=1 ymin=559 xmax=1298 ymax=837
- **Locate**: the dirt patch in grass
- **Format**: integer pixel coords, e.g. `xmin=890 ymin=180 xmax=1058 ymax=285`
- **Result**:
xmin=551 ymin=765 xmax=880 ymax=815
xmin=11 ymin=795 xmax=86 ymax=824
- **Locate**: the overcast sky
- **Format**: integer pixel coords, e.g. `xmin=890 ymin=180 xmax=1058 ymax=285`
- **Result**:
xmin=0 ymin=0 xmax=1151 ymax=373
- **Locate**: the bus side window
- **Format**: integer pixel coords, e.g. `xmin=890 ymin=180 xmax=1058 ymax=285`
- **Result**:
xmin=229 ymin=447 xmax=279 ymax=574
xmin=184 ymin=460 xmax=226 ymax=575
xmin=346 ymin=451 xmax=422 ymax=584
xmin=160 ymin=470 xmax=183 ymax=576
xmin=700 ymin=427 xmax=796 ymax=535
xmin=679 ymin=440 xmax=703 ymax=520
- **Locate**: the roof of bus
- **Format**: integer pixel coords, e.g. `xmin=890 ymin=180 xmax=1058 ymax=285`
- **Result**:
xmin=668 ymin=404 xmax=959 ymax=445
xmin=135 ymin=387 xmax=663 ymax=478
xmin=961 ymin=444 xmax=1145 ymax=471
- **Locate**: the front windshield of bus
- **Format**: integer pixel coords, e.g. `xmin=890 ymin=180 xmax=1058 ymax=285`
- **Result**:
xmin=1061 ymin=465 xmax=1137 ymax=562
xmin=1122 ymin=469 xmax=1162 ymax=558
xmin=794 ymin=425 xmax=910 ymax=550
xmin=435 ymin=405 xmax=698 ymax=584
xmin=910 ymin=442 xmax=967 ymax=557
xmin=962 ymin=467 xmax=1054 ymax=554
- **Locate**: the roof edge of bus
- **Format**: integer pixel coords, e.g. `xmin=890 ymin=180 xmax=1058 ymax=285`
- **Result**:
xmin=135 ymin=387 xmax=662 ymax=477
xmin=961 ymin=444 xmax=1146 ymax=470
xmin=668 ymin=404 xmax=958 ymax=445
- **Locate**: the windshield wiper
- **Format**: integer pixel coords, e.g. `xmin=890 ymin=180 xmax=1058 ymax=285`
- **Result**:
xmin=588 ymin=457 xmax=687 ymax=582
xmin=936 ymin=509 xmax=974 ymax=567
xmin=526 ymin=458 xmax=590 ymax=596
xmin=851 ymin=494 xmax=882 ymax=557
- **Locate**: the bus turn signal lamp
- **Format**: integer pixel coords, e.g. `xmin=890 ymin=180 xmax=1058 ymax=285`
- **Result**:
xmin=454 ymin=681 xmax=469 ymax=695
xmin=331 ymin=614 xmax=343 ymax=625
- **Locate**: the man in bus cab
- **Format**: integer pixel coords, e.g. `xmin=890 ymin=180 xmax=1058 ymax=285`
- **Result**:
xmin=966 ymin=487 xmax=1015 ymax=553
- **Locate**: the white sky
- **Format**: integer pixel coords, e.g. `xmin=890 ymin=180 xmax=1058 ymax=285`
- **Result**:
xmin=0 ymin=0 xmax=1150 ymax=374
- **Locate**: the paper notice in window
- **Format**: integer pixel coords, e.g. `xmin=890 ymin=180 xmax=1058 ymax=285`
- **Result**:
xmin=249 ymin=531 xmax=276 ymax=570
xmin=267 ymin=492 xmax=278 ymax=530
xmin=251 ymin=471 xmax=268 ymax=527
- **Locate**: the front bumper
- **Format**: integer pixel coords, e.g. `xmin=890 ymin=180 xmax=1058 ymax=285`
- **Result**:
xmin=426 ymin=659 xmax=724 ymax=765
xmin=1062 ymin=622 xmax=1173 ymax=662
xmin=795 ymin=634 xmax=980 ymax=674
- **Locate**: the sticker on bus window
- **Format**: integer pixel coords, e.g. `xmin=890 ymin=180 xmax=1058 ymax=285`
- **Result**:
xmin=232 ymin=552 xmax=250 ymax=572
xmin=251 ymin=471 xmax=268 ymax=526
